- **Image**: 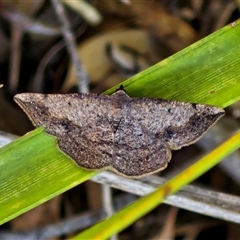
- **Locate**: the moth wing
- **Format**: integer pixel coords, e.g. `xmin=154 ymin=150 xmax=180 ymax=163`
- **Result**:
xmin=14 ymin=93 xmax=115 ymax=170
xmin=129 ymin=98 xmax=225 ymax=150
xmin=112 ymin=114 xmax=171 ymax=178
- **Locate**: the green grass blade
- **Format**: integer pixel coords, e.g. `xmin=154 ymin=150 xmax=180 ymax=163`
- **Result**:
xmin=105 ymin=20 xmax=240 ymax=108
xmin=75 ymin=131 xmax=240 ymax=239
xmin=0 ymin=128 xmax=97 ymax=225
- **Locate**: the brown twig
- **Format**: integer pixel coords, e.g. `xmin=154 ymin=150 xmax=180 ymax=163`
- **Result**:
xmin=50 ymin=0 xmax=89 ymax=93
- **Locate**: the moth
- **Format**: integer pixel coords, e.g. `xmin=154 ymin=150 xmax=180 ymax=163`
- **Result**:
xmin=14 ymin=87 xmax=225 ymax=178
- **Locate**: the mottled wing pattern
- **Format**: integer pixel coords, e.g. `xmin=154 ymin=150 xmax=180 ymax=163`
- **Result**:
xmin=14 ymin=90 xmax=225 ymax=178
xmin=112 ymin=107 xmax=171 ymax=177
xmin=129 ymin=97 xmax=225 ymax=150
xmin=14 ymin=93 xmax=115 ymax=170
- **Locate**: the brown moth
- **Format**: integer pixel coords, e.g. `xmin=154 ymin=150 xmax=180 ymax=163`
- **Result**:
xmin=14 ymin=88 xmax=225 ymax=178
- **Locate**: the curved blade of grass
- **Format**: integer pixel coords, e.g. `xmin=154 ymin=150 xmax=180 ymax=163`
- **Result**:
xmin=75 ymin=131 xmax=240 ymax=239
xmin=0 ymin=128 xmax=98 ymax=225
xmin=1 ymin=19 xmax=240 ymax=225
